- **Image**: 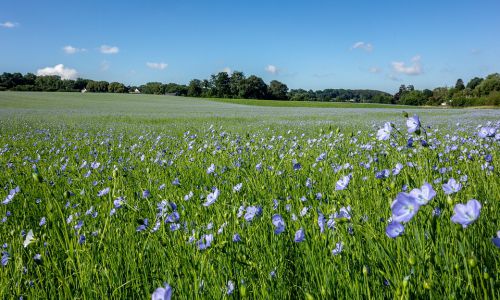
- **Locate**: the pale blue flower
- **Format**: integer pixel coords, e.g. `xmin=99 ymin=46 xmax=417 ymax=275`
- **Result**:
xmin=332 ymin=241 xmax=344 ymax=255
xmin=442 ymin=178 xmax=462 ymax=195
xmin=335 ymin=174 xmax=351 ymax=190
xmin=377 ymin=122 xmax=392 ymax=141
xmin=151 ymin=283 xmax=172 ymax=300
xmin=492 ymin=231 xmax=500 ymax=248
xmin=406 ymin=114 xmax=420 ymax=133
xmin=227 ymin=280 xmax=235 ymax=295
xmin=451 ymin=199 xmax=481 ymax=228
xmin=391 ymin=193 xmax=420 ymax=223
xmin=409 ymin=183 xmax=436 ymax=205
xmin=272 ymin=214 xmax=285 ymax=234
xmin=203 ymin=188 xmax=219 ymax=207
xmin=386 ymin=221 xmax=404 ymax=238
xmin=294 ymin=228 xmax=305 ymax=243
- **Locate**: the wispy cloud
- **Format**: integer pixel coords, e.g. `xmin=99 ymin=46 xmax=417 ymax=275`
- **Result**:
xmin=391 ymin=55 xmax=422 ymax=75
xmin=387 ymin=74 xmax=401 ymax=81
xmin=470 ymin=48 xmax=481 ymax=55
xmin=62 ymin=45 xmax=86 ymax=54
xmin=100 ymin=45 xmax=119 ymax=54
xmin=265 ymin=64 xmax=278 ymax=74
xmin=0 ymin=21 xmax=18 ymax=28
xmin=36 ymin=64 xmax=78 ymax=80
xmin=351 ymin=41 xmax=373 ymax=52
xmin=101 ymin=60 xmax=110 ymax=71
xmin=146 ymin=62 xmax=168 ymax=70
xmin=369 ymin=67 xmax=382 ymax=73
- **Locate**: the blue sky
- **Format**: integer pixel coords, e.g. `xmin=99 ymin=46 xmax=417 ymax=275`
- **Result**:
xmin=1 ymin=0 xmax=500 ymax=92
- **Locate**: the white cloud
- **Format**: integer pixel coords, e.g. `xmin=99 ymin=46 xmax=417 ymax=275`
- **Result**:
xmin=265 ymin=64 xmax=278 ymax=74
xmin=222 ymin=67 xmax=232 ymax=74
xmin=351 ymin=41 xmax=373 ymax=52
xmin=0 ymin=21 xmax=18 ymax=28
xmin=387 ymin=74 xmax=401 ymax=81
xmin=62 ymin=45 xmax=86 ymax=54
xmin=146 ymin=62 xmax=168 ymax=70
xmin=369 ymin=67 xmax=382 ymax=73
xmin=391 ymin=55 xmax=422 ymax=75
xmin=100 ymin=45 xmax=119 ymax=54
xmin=101 ymin=60 xmax=110 ymax=71
xmin=36 ymin=64 xmax=78 ymax=80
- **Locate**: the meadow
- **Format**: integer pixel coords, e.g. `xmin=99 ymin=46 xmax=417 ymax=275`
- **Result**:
xmin=0 ymin=91 xmax=499 ymax=299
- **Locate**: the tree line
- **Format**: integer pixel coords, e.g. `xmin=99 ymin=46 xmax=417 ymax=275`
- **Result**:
xmin=393 ymin=74 xmax=500 ymax=107
xmin=0 ymin=71 xmax=499 ymax=106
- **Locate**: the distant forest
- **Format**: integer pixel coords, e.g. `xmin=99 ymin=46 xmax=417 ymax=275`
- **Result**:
xmin=1 ymin=71 xmax=499 ymax=107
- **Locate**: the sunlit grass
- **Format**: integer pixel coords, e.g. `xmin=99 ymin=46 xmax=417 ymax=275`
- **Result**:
xmin=0 ymin=92 xmax=499 ymax=299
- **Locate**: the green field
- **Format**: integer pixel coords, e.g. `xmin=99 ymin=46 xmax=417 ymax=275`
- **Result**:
xmin=0 ymin=92 xmax=499 ymax=299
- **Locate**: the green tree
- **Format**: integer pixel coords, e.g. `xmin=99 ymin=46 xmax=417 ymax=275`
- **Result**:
xmin=229 ymin=71 xmax=245 ymax=98
xmin=399 ymin=90 xmax=424 ymax=106
xmin=268 ymin=80 xmax=289 ymax=100
xmin=35 ymin=75 xmax=62 ymax=91
xmin=139 ymin=82 xmax=163 ymax=94
xmin=241 ymin=75 xmax=268 ymax=99
xmin=187 ymin=79 xmax=203 ymax=97
xmin=455 ymin=78 xmax=465 ymax=90
xmin=211 ymin=72 xmax=231 ymax=98
xmin=475 ymin=73 xmax=500 ymax=96
xmin=108 ymin=82 xmax=126 ymax=93
xmin=466 ymin=77 xmax=483 ymax=90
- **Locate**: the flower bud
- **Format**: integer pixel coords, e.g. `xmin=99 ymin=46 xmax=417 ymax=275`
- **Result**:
xmin=423 ymin=280 xmax=431 ymax=290
xmin=467 ymin=257 xmax=477 ymax=268
xmin=239 ymin=285 xmax=246 ymax=297
xmin=32 ymin=172 xmax=43 ymax=183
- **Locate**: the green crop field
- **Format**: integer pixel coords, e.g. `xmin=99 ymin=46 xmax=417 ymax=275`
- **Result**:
xmin=1 ymin=91 xmax=499 ymax=299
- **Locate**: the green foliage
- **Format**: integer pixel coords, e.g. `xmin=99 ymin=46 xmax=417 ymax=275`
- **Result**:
xmin=108 ymin=82 xmax=127 ymax=93
xmin=1 ymin=71 xmax=500 ymax=107
xmin=86 ymin=80 xmax=109 ymax=93
xmin=187 ymin=79 xmax=202 ymax=97
xmin=268 ymin=80 xmax=289 ymax=100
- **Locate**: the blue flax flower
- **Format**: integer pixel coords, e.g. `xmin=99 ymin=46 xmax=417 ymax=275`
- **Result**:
xmin=272 ymin=214 xmax=285 ymax=234
xmin=391 ymin=193 xmax=420 ymax=223
xmin=332 ymin=241 xmax=344 ymax=255
xmin=442 ymin=178 xmax=462 ymax=195
xmin=197 ymin=234 xmax=214 ymax=250
xmin=492 ymin=231 xmax=500 ymax=248
xmin=409 ymin=183 xmax=436 ymax=205
xmin=386 ymin=221 xmax=404 ymax=238
xmin=294 ymin=228 xmax=305 ymax=243
xmin=151 ymin=283 xmax=172 ymax=300
xmin=377 ymin=122 xmax=393 ymax=141
xmin=203 ymin=188 xmax=219 ymax=207
xmin=406 ymin=114 xmax=420 ymax=133
xmin=335 ymin=174 xmax=351 ymax=190
xmin=451 ymin=199 xmax=481 ymax=228
xmin=244 ymin=206 xmax=262 ymax=222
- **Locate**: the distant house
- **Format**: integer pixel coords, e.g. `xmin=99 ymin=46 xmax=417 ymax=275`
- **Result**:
xmin=81 ymin=88 xmax=87 ymax=93
xmin=441 ymin=102 xmax=447 ymax=106
xmin=130 ymin=88 xmax=140 ymax=94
